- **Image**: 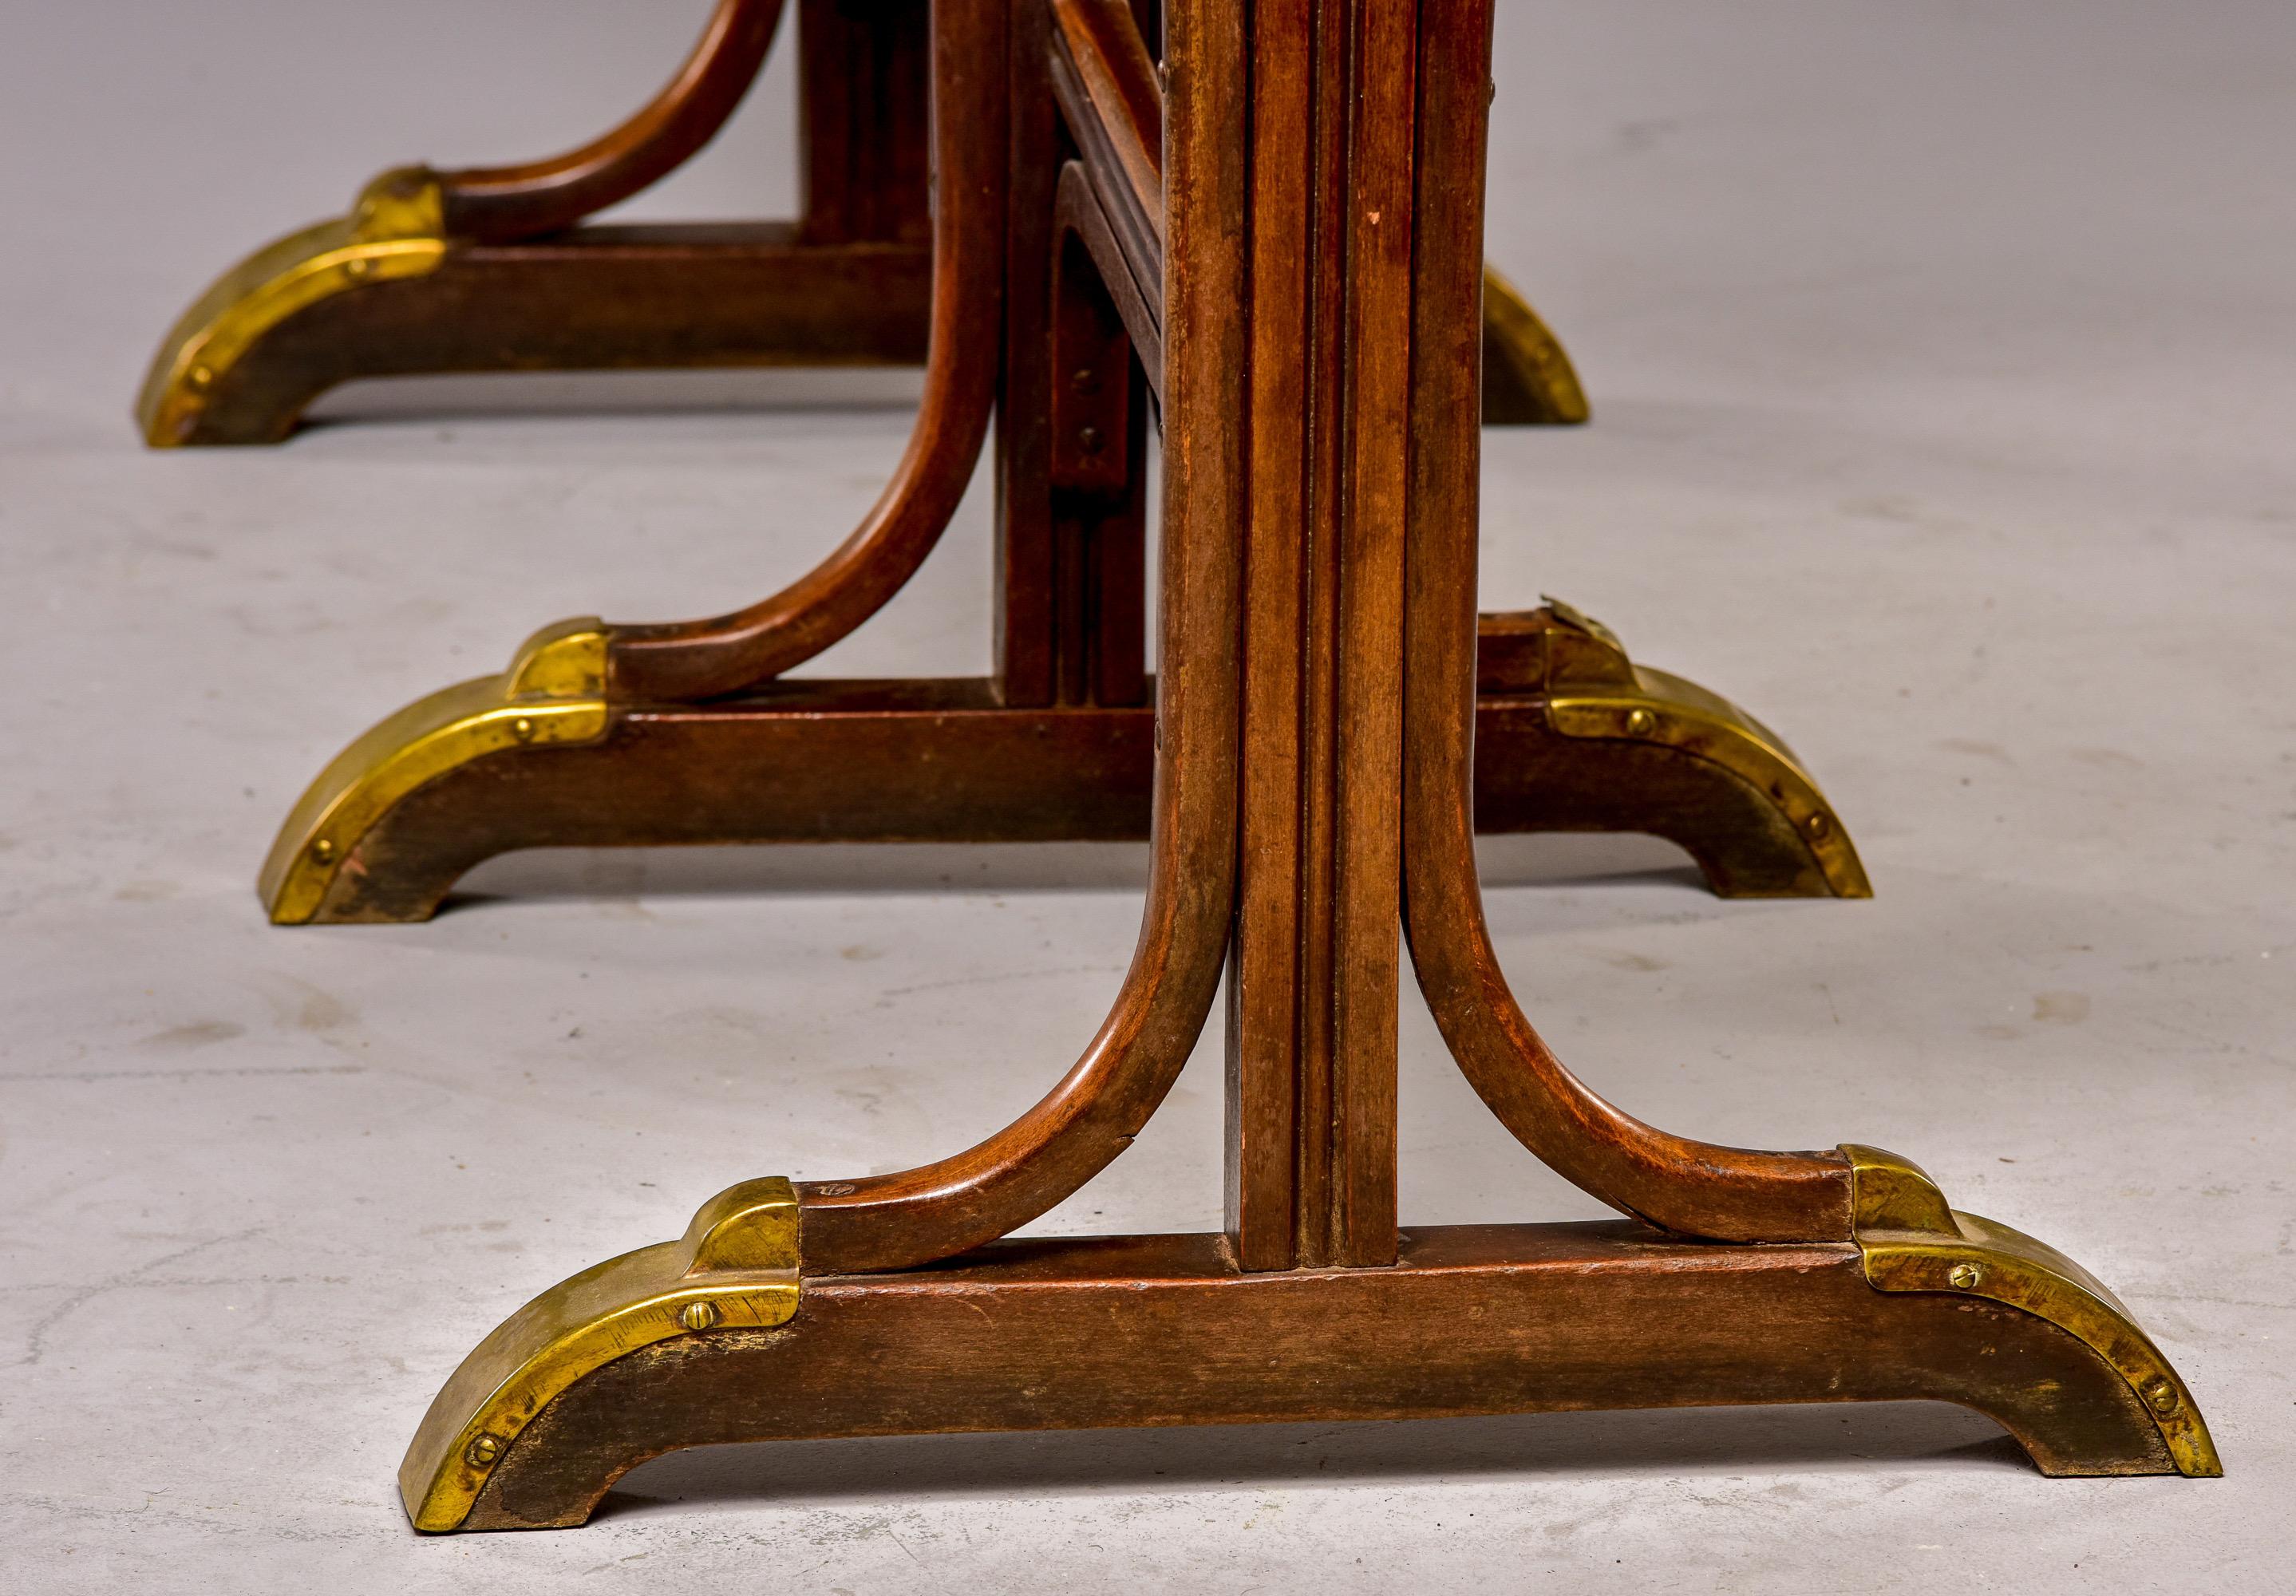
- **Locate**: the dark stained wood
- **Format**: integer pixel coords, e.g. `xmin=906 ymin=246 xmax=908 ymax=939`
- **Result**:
xmin=292 ymin=683 xmax=1841 ymax=924
xmin=1049 ymin=0 xmax=1166 ymax=247
xmin=1397 ymin=0 xmax=1853 ymax=1244
xmin=606 ymin=0 xmax=1010 ymax=702
xmin=175 ymin=228 xmax=929 ymax=447
xmin=1223 ymin=0 xmax=1314 ymax=1272
xmin=439 ymin=0 xmax=788 ymax=243
xmin=154 ymin=0 xmax=1576 ymax=444
xmin=773 ymin=0 xmax=1251 ymax=1275
xmin=1053 ymin=162 xmax=1162 ymax=392
xmin=1226 ymin=0 xmax=1413 ymax=1272
xmin=386 ymin=3 xmax=2207 ymax=1527
xmin=795 ymin=0 xmax=933 ymax=247
xmin=992 ymin=0 xmax=1069 ymax=710
xmin=461 ymin=1223 xmax=2172 ymax=1528
xmin=996 ymin=0 xmax=1151 ymax=713
xmin=1049 ymin=247 xmax=1151 ymax=706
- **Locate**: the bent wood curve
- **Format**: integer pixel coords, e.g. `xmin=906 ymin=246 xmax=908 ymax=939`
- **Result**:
xmin=439 ymin=0 xmax=787 ymax=243
xmin=1401 ymin=0 xmax=1851 ymax=1243
xmin=788 ymin=0 xmax=1245 ymax=1274
xmin=605 ymin=0 xmax=1007 ymax=704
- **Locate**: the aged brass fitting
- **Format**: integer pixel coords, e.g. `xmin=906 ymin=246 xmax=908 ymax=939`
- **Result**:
xmin=259 ymin=618 xmax=611 ymax=924
xmin=137 ymin=166 xmax=448 ymax=447
xmin=401 ymin=1176 xmax=802 ymax=1532
xmin=1509 ymin=600 xmax=1872 ymax=898
xmin=1842 ymin=1145 xmax=2220 ymax=1477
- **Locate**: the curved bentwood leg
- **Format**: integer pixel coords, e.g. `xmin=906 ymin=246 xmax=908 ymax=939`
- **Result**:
xmin=399 ymin=0 xmax=2213 ymax=1534
xmin=599 ymin=0 xmax=1007 ymax=701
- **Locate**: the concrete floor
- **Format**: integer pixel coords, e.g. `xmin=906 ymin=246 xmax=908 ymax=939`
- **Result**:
xmin=3 ymin=2 xmax=2290 ymax=1590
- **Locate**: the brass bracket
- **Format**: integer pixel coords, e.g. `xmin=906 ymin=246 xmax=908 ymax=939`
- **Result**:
xmin=1843 ymin=1144 xmax=2221 ymax=1477
xmin=137 ymin=166 xmax=449 ymax=446
xmin=258 ymin=618 xmax=611 ymax=923
xmin=399 ymin=1176 xmax=803 ymax=1533
xmin=1489 ymin=598 xmax=1873 ymax=897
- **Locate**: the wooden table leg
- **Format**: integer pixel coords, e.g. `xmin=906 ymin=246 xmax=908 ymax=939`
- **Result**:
xmin=391 ymin=0 xmax=2214 ymax=1533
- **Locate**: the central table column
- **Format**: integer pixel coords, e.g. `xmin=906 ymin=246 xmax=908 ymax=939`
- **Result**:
xmin=1184 ymin=0 xmax=1456 ymax=1271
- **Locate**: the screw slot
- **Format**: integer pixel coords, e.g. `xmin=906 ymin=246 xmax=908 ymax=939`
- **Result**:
xmin=464 ymin=1436 xmax=502 ymax=1468
xmin=680 ymin=1301 xmax=721 ymax=1333
xmin=1947 ymin=1262 xmax=1984 ymax=1290
xmin=2141 ymin=1376 xmax=2179 ymax=1416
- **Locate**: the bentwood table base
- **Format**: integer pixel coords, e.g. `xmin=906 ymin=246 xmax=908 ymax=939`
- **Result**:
xmin=369 ymin=0 xmax=2214 ymax=1532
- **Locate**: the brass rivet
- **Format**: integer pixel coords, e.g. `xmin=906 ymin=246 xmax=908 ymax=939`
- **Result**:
xmin=2141 ymin=1376 xmax=2179 ymax=1416
xmin=1079 ymin=425 xmax=1105 ymax=456
xmin=1948 ymin=1262 xmax=1984 ymax=1290
xmin=1624 ymin=708 xmax=1657 ymax=737
xmin=188 ymin=365 xmax=214 ymax=390
xmin=464 ymin=1436 xmax=501 ymax=1468
xmin=1805 ymin=812 xmax=1833 ymax=841
xmin=680 ymin=1301 xmax=720 ymax=1333
xmin=310 ymin=838 xmax=337 ymax=864
xmin=511 ymin=717 xmax=535 ymax=742
xmin=346 ymin=256 xmax=373 ymax=279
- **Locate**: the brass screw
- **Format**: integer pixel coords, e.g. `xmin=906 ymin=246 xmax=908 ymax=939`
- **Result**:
xmin=1624 ymin=708 xmax=1657 ymax=737
xmin=188 ymin=365 xmax=214 ymax=390
xmin=680 ymin=1301 xmax=720 ymax=1333
xmin=346 ymin=256 xmax=373 ymax=279
xmin=1805 ymin=812 xmax=1833 ymax=841
xmin=464 ymin=1436 xmax=501 ymax=1468
xmin=2141 ymin=1376 xmax=2179 ymax=1416
xmin=1079 ymin=425 xmax=1105 ymax=456
xmin=511 ymin=717 xmax=535 ymax=743
xmin=1948 ymin=1262 xmax=1984 ymax=1290
xmin=310 ymin=838 xmax=337 ymax=864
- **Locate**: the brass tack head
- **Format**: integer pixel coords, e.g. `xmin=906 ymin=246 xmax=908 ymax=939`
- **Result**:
xmin=188 ymin=365 xmax=214 ymax=390
xmin=1805 ymin=812 xmax=1833 ymax=840
xmin=310 ymin=838 xmax=337 ymax=864
xmin=346 ymin=256 xmax=373 ymax=279
xmin=511 ymin=717 xmax=535 ymax=742
xmin=1624 ymin=708 xmax=1657 ymax=737
xmin=1079 ymin=425 xmax=1105 ymax=456
xmin=1948 ymin=1262 xmax=1984 ymax=1290
xmin=2142 ymin=1376 xmax=2179 ymax=1415
xmin=464 ymin=1435 xmax=501 ymax=1468
xmin=680 ymin=1301 xmax=720 ymax=1333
